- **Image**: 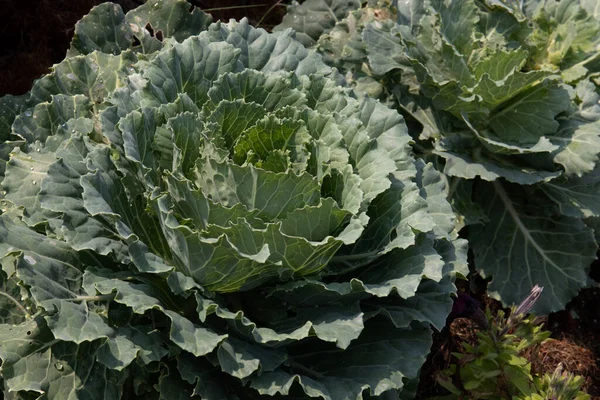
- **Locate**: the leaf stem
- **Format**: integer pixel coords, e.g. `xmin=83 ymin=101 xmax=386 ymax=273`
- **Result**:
xmin=0 ymin=291 xmax=28 ymax=315
xmin=58 ymin=294 xmax=116 ymax=302
xmin=256 ymin=0 xmax=284 ymax=28
xmin=202 ymin=4 xmax=267 ymax=12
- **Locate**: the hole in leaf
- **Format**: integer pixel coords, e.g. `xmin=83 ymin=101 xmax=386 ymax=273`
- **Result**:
xmin=155 ymin=30 xmax=163 ymax=42
xmin=132 ymin=36 xmax=141 ymax=47
xmin=389 ymin=229 xmax=398 ymax=243
xmin=145 ymin=23 xmax=155 ymax=37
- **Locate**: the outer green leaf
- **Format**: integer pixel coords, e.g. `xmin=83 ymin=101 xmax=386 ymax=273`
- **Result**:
xmin=125 ymin=0 xmax=212 ymax=43
xmin=177 ymin=353 xmax=229 ymax=399
xmin=68 ymin=3 xmax=132 ymax=56
xmin=363 ymin=21 xmax=411 ymax=76
xmin=166 ymin=310 xmax=228 ymax=357
xmin=119 ymin=107 xmax=164 ymax=186
xmin=415 ymin=160 xmax=457 ymax=238
xmin=274 ymin=0 xmax=362 ymax=47
xmin=0 ymin=319 xmax=126 ymax=399
xmin=96 ymin=326 xmax=168 ymax=370
xmin=551 ymin=79 xmax=600 ymax=176
xmin=250 ymin=320 xmax=432 ymax=400
xmin=541 ymin=167 xmax=600 ymax=217
xmin=470 ymin=181 xmax=596 ymax=313
xmin=197 ymin=292 xmax=364 ymax=350
xmin=39 ymin=135 xmax=129 ymax=259
xmin=196 ymin=295 xmax=314 ymax=346
xmin=0 ymin=256 xmax=29 ymax=325
xmin=11 ymin=94 xmax=91 ymax=144
xmin=0 ymin=213 xmax=85 ymax=304
xmin=217 ymin=337 xmax=287 ymax=379
xmin=430 ymin=0 xmax=480 ymax=56
xmin=0 ymin=94 xmax=26 ymax=140
xmin=434 ymin=149 xmax=560 ymax=184
xmin=45 ymin=300 xmax=114 ymax=344
xmin=207 ymin=18 xmax=336 ymax=78
xmin=28 ymin=51 xmax=138 ymax=106
xmin=137 ymin=36 xmax=240 ymax=107
xmin=85 ymin=270 xmax=227 ymax=357
xmin=407 ymin=8 xmax=474 ymax=88
xmin=368 ymin=277 xmax=455 ymax=331
xmin=2 ymin=146 xmax=57 ymax=226
xmin=0 ymin=217 xmax=116 ymax=344
xmin=487 ymin=81 xmax=570 ymax=145
xmin=356 ymin=235 xmax=445 ymax=298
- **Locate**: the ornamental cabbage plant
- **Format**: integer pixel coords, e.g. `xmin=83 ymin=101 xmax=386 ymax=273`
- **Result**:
xmin=0 ymin=1 xmax=466 ymax=398
xmin=277 ymin=0 xmax=600 ymax=313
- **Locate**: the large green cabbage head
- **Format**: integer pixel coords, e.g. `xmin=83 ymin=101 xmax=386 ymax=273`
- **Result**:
xmin=0 ymin=1 xmax=465 ymax=398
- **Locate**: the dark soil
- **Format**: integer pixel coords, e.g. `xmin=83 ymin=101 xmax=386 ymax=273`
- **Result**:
xmin=417 ymin=284 xmax=600 ymax=399
xmin=1 ymin=0 xmax=599 ymax=399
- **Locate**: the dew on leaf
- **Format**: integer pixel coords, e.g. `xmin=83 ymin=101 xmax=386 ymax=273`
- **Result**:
xmin=54 ymin=362 xmax=64 ymax=371
xmin=24 ymin=109 xmax=32 ymax=117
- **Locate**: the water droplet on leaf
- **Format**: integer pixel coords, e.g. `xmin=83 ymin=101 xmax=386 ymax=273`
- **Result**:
xmin=54 ymin=362 xmax=64 ymax=371
xmin=24 ymin=109 xmax=32 ymax=117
